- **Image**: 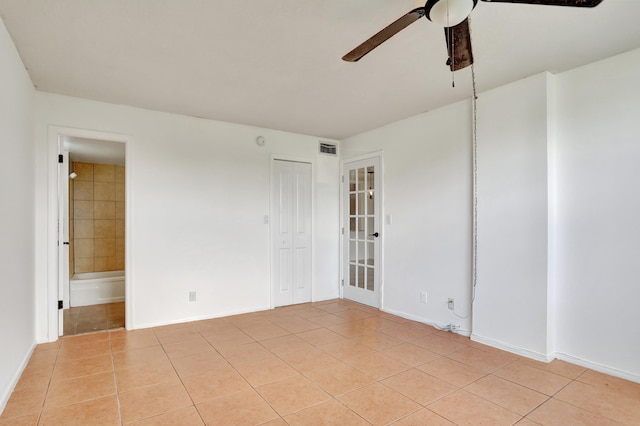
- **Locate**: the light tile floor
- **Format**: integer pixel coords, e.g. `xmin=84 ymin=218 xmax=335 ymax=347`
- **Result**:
xmin=2 ymin=299 xmax=639 ymax=425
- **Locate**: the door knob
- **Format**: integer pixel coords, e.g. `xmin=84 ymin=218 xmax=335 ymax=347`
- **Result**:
xmin=368 ymin=232 xmax=379 ymax=238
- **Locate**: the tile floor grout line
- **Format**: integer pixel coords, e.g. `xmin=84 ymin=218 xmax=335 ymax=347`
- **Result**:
xmin=35 ymin=343 xmax=61 ymax=425
xmin=108 ymin=339 xmax=125 ymax=426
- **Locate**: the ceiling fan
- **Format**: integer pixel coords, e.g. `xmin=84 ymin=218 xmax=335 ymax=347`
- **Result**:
xmin=342 ymin=0 xmax=604 ymax=71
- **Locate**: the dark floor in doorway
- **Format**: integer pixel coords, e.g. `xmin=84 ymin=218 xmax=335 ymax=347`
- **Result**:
xmin=63 ymin=302 xmax=125 ymax=336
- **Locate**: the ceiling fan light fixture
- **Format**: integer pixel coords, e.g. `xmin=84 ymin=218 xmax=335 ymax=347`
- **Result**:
xmin=425 ymin=0 xmax=478 ymax=27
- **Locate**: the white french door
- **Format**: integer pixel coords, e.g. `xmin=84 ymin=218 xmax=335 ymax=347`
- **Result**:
xmin=343 ymin=156 xmax=381 ymax=308
xmin=271 ymin=159 xmax=312 ymax=307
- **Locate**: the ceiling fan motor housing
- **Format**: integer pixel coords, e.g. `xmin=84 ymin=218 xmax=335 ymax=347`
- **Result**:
xmin=425 ymin=0 xmax=479 ymax=27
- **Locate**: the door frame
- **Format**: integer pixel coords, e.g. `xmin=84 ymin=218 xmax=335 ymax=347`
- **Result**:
xmin=269 ymin=154 xmax=315 ymax=309
xmin=340 ymin=152 xmax=385 ymax=309
xmin=47 ymin=126 xmax=132 ymax=341
xmin=58 ymin=151 xmax=71 ymax=317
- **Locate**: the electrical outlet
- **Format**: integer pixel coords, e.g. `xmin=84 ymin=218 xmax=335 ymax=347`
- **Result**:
xmin=189 ymin=291 xmax=197 ymax=302
xmin=420 ymin=291 xmax=427 ymax=304
xmin=447 ymin=298 xmax=454 ymax=310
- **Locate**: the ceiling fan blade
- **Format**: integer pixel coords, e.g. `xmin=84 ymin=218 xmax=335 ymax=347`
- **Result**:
xmin=444 ymin=18 xmax=473 ymax=71
xmin=480 ymin=0 xmax=603 ymax=7
xmin=342 ymin=8 xmax=426 ymax=62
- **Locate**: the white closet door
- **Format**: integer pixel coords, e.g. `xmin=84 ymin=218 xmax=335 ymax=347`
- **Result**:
xmin=272 ymin=160 xmax=312 ymax=307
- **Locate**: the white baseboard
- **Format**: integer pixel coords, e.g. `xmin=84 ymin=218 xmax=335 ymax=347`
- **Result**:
xmin=0 ymin=342 xmax=37 ymax=416
xmin=470 ymin=333 xmax=554 ymax=362
xmin=555 ymin=352 xmax=640 ymax=384
xmin=382 ymin=306 xmax=471 ymax=337
xmin=470 ymin=335 xmax=640 ymax=384
xmin=132 ymin=305 xmax=272 ymax=330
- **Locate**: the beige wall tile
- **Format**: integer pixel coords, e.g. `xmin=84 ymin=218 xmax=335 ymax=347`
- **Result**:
xmin=74 ymin=200 xmax=94 ymax=220
xmin=94 ymin=201 xmax=115 ymax=220
xmin=74 ymin=181 xmax=94 ymax=201
xmin=115 ymin=166 xmax=125 ymax=183
xmin=115 ymin=183 xmax=125 ymax=201
xmin=75 ymin=257 xmax=95 ymax=274
xmin=94 ymin=182 xmax=115 ymax=201
xmin=74 ymin=239 xmax=95 ymax=258
xmin=115 ymin=202 xmax=125 ymax=220
xmin=67 ymin=162 xmax=125 ymax=275
xmin=95 ymin=239 xmax=116 ymax=258
xmin=115 ymin=220 xmax=125 ymax=239
xmin=94 ymin=220 xmax=115 ymax=239
xmin=94 ymin=257 xmax=108 ymax=272
xmin=74 ymin=220 xmax=94 ymax=239
xmin=115 ymin=238 xmax=125 ymax=258
xmin=74 ymin=163 xmax=93 ymax=182
xmin=95 ymin=257 xmax=117 ymax=272
xmin=114 ymin=257 xmax=125 ymax=270
xmin=94 ymin=164 xmax=115 ymax=182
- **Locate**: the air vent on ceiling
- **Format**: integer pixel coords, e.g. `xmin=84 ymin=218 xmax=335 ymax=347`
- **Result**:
xmin=319 ymin=142 xmax=337 ymax=156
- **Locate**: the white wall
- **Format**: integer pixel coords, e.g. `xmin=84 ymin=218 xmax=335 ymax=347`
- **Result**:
xmin=0 ymin=20 xmax=36 ymax=412
xmin=342 ymin=101 xmax=473 ymax=332
xmin=472 ymin=73 xmax=553 ymax=360
xmin=342 ymin=52 xmax=640 ymax=381
xmin=34 ymin=93 xmax=340 ymax=336
xmin=555 ymin=48 xmax=640 ymax=380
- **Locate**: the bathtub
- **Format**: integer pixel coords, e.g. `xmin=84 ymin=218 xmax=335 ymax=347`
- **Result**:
xmin=70 ymin=271 xmax=125 ymax=307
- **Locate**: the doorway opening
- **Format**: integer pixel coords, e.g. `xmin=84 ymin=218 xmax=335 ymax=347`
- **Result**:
xmin=49 ymin=128 xmax=130 ymax=339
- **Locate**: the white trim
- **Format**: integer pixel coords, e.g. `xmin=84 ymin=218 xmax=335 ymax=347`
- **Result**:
xmin=133 ymin=305 xmax=271 ymax=330
xmin=555 ymin=352 xmax=640 ymax=384
xmin=383 ymin=306 xmax=471 ymax=337
xmin=471 ymin=333 xmax=554 ymax=362
xmin=47 ymin=126 xmax=132 ymax=341
xmin=269 ymin=154 xmax=315 ymax=309
xmin=341 ymin=150 xmax=384 ymax=163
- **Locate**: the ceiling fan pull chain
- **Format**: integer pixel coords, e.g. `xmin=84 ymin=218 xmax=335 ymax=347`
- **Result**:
xmin=469 ymin=13 xmax=479 ymax=304
xmin=451 ymin=3 xmax=456 ymax=86
xmin=451 ymin=25 xmax=455 ymax=87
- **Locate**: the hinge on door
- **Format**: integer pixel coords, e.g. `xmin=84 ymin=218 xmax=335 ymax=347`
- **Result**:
xmin=341 ymin=175 xmax=344 ymax=183
xmin=341 ymin=228 xmax=344 ymax=235
xmin=58 ymin=300 xmax=63 ymax=310
xmin=341 ymin=279 xmax=344 ymax=287
xmin=58 ymin=154 xmax=63 ymax=164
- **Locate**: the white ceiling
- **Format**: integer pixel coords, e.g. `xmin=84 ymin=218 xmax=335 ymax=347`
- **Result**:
xmin=1 ymin=0 xmax=639 ymax=140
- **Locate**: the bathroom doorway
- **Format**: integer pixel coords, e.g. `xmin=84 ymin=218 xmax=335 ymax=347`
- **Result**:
xmin=56 ymin=133 xmax=129 ymax=336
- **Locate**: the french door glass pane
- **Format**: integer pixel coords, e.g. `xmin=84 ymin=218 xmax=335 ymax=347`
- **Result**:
xmin=349 ymin=264 xmax=356 ymax=287
xmin=349 ymin=194 xmax=356 ymax=215
xmin=366 ymin=267 xmax=374 ymax=291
